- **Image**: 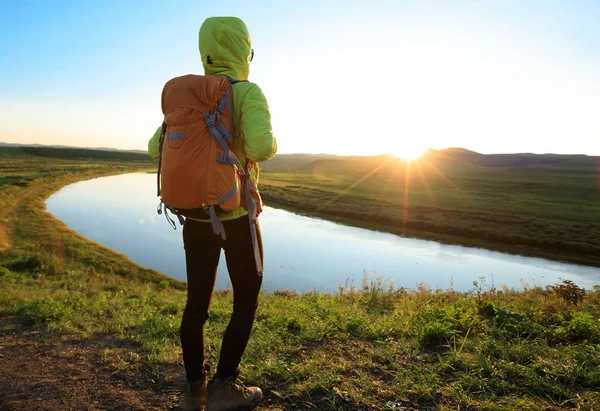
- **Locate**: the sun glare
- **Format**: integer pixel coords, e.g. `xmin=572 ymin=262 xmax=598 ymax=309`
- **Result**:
xmin=393 ymin=145 xmax=427 ymax=161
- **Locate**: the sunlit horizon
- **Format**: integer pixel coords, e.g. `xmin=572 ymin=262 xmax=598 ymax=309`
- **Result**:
xmin=2 ymin=140 xmax=599 ymax=159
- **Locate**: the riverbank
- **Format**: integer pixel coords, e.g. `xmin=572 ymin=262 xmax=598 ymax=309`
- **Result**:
xmin=1 ymin=155 xmax=600 ymax=410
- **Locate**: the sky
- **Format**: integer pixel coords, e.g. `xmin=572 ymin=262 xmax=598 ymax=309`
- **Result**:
xmin=1 ymin=0 xmax=599 ymax=157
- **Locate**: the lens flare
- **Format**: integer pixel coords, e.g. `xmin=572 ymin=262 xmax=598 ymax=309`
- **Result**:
xmin=393 ymin=145 xmax=426 ymax=161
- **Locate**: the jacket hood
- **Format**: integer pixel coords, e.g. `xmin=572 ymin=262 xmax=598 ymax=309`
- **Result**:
xmin=199 ymin=17 xmax=252 ymax=81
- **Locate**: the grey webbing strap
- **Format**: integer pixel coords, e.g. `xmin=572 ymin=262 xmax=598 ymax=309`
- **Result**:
xmin=250 ymin=218 xmax=263 ymax=277
xmin=203 ymin=112 xmax=245 ymax=174
xmin=159 ymin=204 xmax=184 ymax=229
xmin=215 ymin=90 xmax=233 ymax=143
xmin=222 ymin=89 xmax=232 ymax=118
xmin=243 ymin=176 xmax=263 ymax=276
xmin=216 ymin=154 xmax=238 ymax=165
xmin=205 ymin=206 xmax=226 ymax=240
xmin=217 ymin=90 xmax=229 ymax=114
xmin=219 ymin=183 xmax=238 ymax=204
xmin=156 ymin=122 xmax=167 ymax=197
xmin=246 ymin=179 xmax=258 ymax=192
xmin=213 ymin=110 xmax=232 ymax=143
xmin=226 ymin=95 xmax=232 ymax=116
xmin=204 ymin=113 xmax=228 ymax=150
xmin=162 ymin=204 xmax=176 ymax=230
xmin=217 ymin=120 xmax=233 ymax=143
xmin=219 ymin=80 xmax=238 ymax=136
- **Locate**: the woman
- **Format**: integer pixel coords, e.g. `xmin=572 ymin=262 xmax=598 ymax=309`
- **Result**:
xmin=148 ymin=16 xmax=277 ymax=411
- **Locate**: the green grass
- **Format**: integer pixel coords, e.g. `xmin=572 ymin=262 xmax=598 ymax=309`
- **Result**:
xmin=260 ymin=155 xmax=600 ymax=267
xmin=1 ymin=150 xmax=600 ymax=409
xmin=2 ymin=261 xmax=599 ymax=409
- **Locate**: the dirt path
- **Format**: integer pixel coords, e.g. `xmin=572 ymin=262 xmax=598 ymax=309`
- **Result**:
xmin=0 ymin=319 xmax=288 ymax=411
xmin=0 ymin=320 xmax=183 ymax=410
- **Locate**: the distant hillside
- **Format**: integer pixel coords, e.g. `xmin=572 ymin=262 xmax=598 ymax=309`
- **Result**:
xmin=0 ymin=146 xmax=38 ymax=158
xmin=1 ymin=146 xmax=152 ymax=162
xmin=426 ymin=148 xmax=598 ymax=170
xmin=0 ymin=141 xmax=146 ymax=154
xmin=261 ymin=153 xmax=341 ymax=170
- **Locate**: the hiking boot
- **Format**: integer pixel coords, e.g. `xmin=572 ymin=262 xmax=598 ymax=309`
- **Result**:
xmin=206 ymin=376 xmax=263 ymax=411
xmin=184 ymin=379 xmax=208 ymax=410
xmin=184 ymin=366 xmax=210 ymax=411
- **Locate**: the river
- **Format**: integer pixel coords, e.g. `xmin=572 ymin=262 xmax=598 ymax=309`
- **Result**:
xmin=45 ymin=173 xmax=600 ymax=292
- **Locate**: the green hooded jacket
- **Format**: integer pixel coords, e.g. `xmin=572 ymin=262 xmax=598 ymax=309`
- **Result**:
xmin=148 ymin=16 xmax=277 ymax=221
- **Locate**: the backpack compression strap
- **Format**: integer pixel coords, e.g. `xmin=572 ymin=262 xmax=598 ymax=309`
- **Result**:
xmin=243 ymin=161 xmax=263 ymax=276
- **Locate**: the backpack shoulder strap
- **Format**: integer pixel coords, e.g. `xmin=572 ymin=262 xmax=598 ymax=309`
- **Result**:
xmin=223 ymin=75 xmax=248 ymax=85
xmin=219 ymin=75 xmax=247 ymax=140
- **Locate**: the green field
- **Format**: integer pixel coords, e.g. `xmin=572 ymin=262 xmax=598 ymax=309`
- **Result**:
xmin=260 ymin=150 xmax=600 ymax=267
xmin=1 ymin=147 xmax=599 ymax=410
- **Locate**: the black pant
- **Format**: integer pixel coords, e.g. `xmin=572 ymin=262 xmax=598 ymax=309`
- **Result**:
xmin=180 ymin=215 xmax=263 ymax=382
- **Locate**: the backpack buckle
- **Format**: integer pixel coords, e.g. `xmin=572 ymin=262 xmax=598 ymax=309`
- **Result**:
xmin=203 ymin=113 xmax=215 ymax=127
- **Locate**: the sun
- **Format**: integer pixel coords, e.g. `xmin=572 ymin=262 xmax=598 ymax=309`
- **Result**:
xmin=392 ymin=145 xmax=427 ymax=161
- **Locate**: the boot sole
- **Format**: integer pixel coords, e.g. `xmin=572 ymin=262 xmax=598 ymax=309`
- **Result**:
xmin=232 ymin=400 xmax=261 ymax=410
xmin=229 ymin=396 xmax=262 ymax=411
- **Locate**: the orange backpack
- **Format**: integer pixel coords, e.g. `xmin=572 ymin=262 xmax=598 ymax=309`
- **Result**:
xmin=156 ymin=74 xmax=263 ymax=274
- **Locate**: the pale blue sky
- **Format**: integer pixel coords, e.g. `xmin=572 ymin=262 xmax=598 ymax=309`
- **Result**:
xmin=1 ymin=0 xmax=599 ymax=156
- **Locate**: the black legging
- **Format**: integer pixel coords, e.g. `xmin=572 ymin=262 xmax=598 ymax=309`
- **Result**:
xmin=180 ymin=215 xmax=263 ymax=382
